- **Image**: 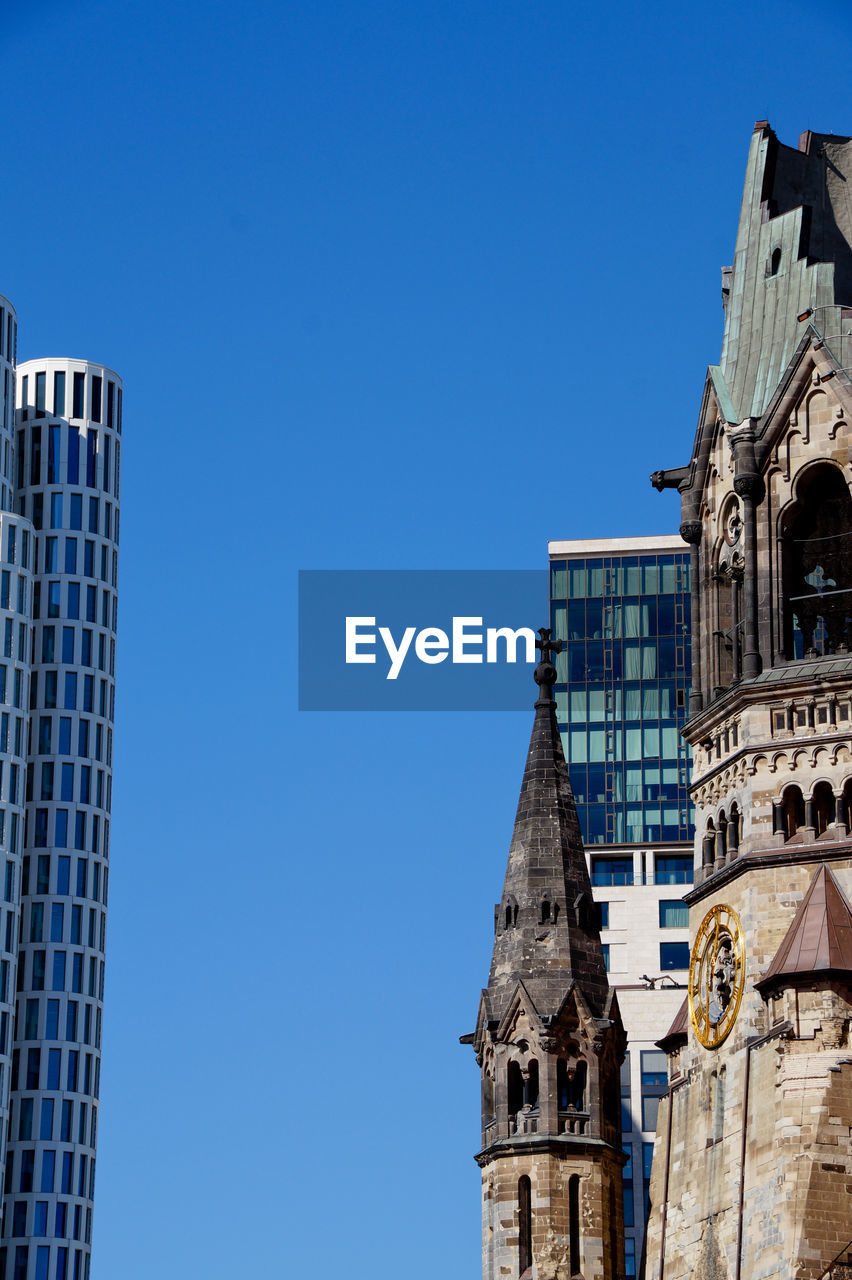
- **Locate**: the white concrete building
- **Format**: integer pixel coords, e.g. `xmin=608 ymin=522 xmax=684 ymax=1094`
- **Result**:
xmin=0 ymin=294 xmax=121 ymax=1280
xmin=549 ymin=535 xmax=692 ymax=1274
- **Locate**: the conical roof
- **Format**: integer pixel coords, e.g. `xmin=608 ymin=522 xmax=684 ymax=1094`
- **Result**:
xmin=756 ymin=864 xmax=852 ymax=992
xmin=484 ymin=634 xmax=609 ymax=1021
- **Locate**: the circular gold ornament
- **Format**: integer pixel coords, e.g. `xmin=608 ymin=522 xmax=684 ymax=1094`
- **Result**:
xmin=688 ymin=904 xmax=745 ymax=1048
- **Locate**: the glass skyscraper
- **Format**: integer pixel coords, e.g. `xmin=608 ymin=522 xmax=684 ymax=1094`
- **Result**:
xmin=550 ymin=539 xmax=692 ymax=849
xmin=548 ymin=535 xmax=693 ymax=1276
xmin=0 ymin=292 xmax=120 ymax=1280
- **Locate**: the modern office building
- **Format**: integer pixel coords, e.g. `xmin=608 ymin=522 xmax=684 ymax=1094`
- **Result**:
xmin=0 ymin=292 xmax=121 ymax=1280
xmin=548 ymin=535 xmax=693 ymax=1273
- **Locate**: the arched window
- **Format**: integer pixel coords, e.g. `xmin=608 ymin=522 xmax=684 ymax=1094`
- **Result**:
xmin=507 ymin=1061 xmax=524 ymax=1119
xmin=782 ymin=464 xmax=852 ymax=658
xmin=524 ymin=1060 xmax=539 ymax=1109
xmin=541 ymin=899 xmax=551 ymax=923
xmin=518 ymin=1177 xmax=532 ymax=1279
xmin=569 ymin=1175 xmax=581 ymax=1277
xmin=782 ymin=785 xmax=805 ymax=840
xmin=505 ymin=905 xmax=512 ymax=930
xmin=813 ymin=781 xmax=834 ymax=836
xmin=769 ymin=246 xmax=782 ymax=275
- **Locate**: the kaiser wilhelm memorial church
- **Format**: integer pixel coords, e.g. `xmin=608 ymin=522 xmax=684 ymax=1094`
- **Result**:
xmin=466 ymin=121 xmax=852 ymax=1280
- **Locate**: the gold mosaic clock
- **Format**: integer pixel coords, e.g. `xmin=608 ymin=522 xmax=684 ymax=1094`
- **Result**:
xmin=688 ymin=904 xmax=745 ymax=1048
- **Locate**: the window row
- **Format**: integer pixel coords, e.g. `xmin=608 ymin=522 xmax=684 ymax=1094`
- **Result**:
xmin=14 ymin=491 xmax=119 ymax=546
xmin=22 ymin=857 xmax=108 ymax=906
xmin=602 ymin=941 xmax=689 ymax=974
xmin=17 ymin=998 xmax=102 ymax=1053
xmin=560 ymin=682 xmax=689 ymax=725
xmin=35 ymin=539 xmax=116 ymax=589
xmin=598 ymin=900 xmax=687 ymax=931
xmin=551 ymin=555 xmax=690 ymax=600
xmin=21 ymin=901 xmax=105 ymax=949
xmin=772 ymin=779 xmax=852 ymax=841
xmin=33 ymin=718 xmax=112 ymax=765
xmin=5 ymin=1141 xmax=97 ymax=1201
xmin=10 ymin=1046 xmax=99 ymax=1103
xmin=15 ymin=423 xmax=120 ymax=504
xmin=28 ymin=808 xmax=109 ymax=855
xmin=10 ymin=1091 xmax=97 ymax=1151
xmin=20 ymin=369 xmax=121 ymax=433
xmin=35 ymin=628 xmax=115 ymax=677
xmin=771 ymin=699 xmax=852 ymax=735
xmin=32 ymin=583 xmax=116 ymax=635
xmin=29 ymin=671 xmax=113 ymax=722
xmin=553 ymin=594 xmax=689 ymax=642
xmin=555 ymin=638 xmax=690 ymax=685
xmin=28 ymin=764 xmax=110 ymax=810
xmin=0 ymin=621 xmax=29 ymax=665
xmin=8 ymin=1196 xmax=91 ymax=1246
xmin=1 ymin=1242 xmax=90 ymax=1280
xmin=1 ymin=525 xmax=31 ymax=572
xmin=0 ymin=669 xmax=27 ymax=711
xmin=590 ymin=854 xmax=693 ymax=887
xmin=15 ymin=951 xmax=103 ymax=1003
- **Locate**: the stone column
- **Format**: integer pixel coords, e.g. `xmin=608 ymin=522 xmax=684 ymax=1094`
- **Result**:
xmin=680 ymin=520 xmax=703 ymax=714
xmin=715 ymin=815 xmax=728 ymax=871
xmin=730 ymin=567 xmax=742 ymax=684
xmin=772 ymin=800 xmax=784 ymax=836
xmin=734 ymin=472 xmax=764 ymax=679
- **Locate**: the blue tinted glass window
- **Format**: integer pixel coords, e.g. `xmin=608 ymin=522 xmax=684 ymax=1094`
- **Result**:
xmin=660 ymin=942 xmax=690 ymax=970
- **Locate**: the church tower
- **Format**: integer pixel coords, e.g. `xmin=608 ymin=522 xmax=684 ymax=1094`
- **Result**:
xmin=647 ymin=122 xmax=852 ymax=1280
xmin=465 ymin=633 xmax=626 ymax=1280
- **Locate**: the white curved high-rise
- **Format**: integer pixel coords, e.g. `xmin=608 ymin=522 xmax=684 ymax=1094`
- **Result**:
xmin=0 ymin=298 xmax=122 ymax=1280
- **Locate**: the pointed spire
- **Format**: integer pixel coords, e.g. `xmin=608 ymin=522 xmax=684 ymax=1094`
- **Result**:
xmin=485 ymin=630 xmax=609 ymax=1021
xmin=756 ymin=864 xmax=852 ymax=993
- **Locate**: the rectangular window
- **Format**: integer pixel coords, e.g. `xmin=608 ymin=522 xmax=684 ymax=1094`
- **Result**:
xmin=30 ymin=426 xmax=41 ymax=484
xmin=654 ymin=854 xmax=693 ymax=886
xmin=19 ymin=1099 xmax=33 ymax=1140
xmin=659 ymin=900 xmax=689 ymax=928
xmin=51 ymin=904 xmax=64 ymax=942
xmin=640 ymin=1050 xmax=668 ymax=1132
xmin=71 ymin=954 xmax=82 ymax=994
xmin=69 ymin=492 xmax=82 ymax=530
xmin=52 ymin=952 xmax=66 ymax=991
xmin=40 ymin=763 xmax=54 ymax=801
xmin=34 ymin=372 xmax=46 ymax=417
xmin=86 ymin=438 xmax=97 ymax=490
xmin=81 ymin=630 xmax=92 ymax=666
xmin=48 ymin=426 xmax=59 ymax=482
xmin=67 ymin=582 xmax=80 ymax=619
xmin=90 ymin=376 xmax=102 ymax=423
xmin=55 ymin=810 xmax=68 ymax=848
xmin=72 ymin=373 xmax=85 ymax=419
xmin=37 ymin=856 xmax=49 ymax=895
xmin=40 ymin=1150 xmax=55 ymax=1194
xmin=30 ymin=903 xmax=44 ymax=942
xmin=50 ymin=492 xmax=63 ymax=529
xmin=57 ymin=857 xmax=70 ymax=895
xmin=106 ymin=380 xmax=115 ymax=429
xmin=32 ymin=952 xmax=45 ymax=991
xmin=79 ymin=766 xmax=90 ymax=805
xmin=38 ymin=715 xmax=51 ymax=754
xmin=62 ymin=626 xmax=74 ymax=663
xmin=12 ymin=1203 xmax=26 ymax=1237
xmin=83 ymin=675 xmax=93 ymax=712
xmin=34 ymin=1201 xmax=48 ymax=1238
xmin=54 ymin=371 xmax=66 ymax=417
xmin=66 ymin=1051 xmax=78 ymax=1093
xmin=24 ymin=1000 xmax=38 ymax=1040
xmin=26 ymin=1048 xmax=40 ymax=1089
xmin=64 ymin=673 xmax=77 ymax=711
xmin=83 ymin=540 xmax=93 ymax=578
xmin=47 ymin=1049 xmax=61 ymax=1090
xmin=660 ymin=941 xmax=690 ymax=971
xmin=46 ymin=1003 xmax=59 ymax=1040
xmin=76 ymin=859 xmax=87 ymax=898
xmin=66 ymin=1001 xmax=77 ymax=1041
xmin=45 ymin=537 xmax=58 ymax=572
xmin=85 ymin=587 xmax=96 ymax=624
xmin=60 ymin=1151 xmax=73 ymax=1195
xmin=590 ymin=856 xmax=633 ymax=887
xmin=39 ymin=1099 xmax=54 ymax=1142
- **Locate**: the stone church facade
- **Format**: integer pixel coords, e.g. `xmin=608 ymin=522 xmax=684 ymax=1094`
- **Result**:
xmin=646 ymin=122 xmax=852 ymax=1280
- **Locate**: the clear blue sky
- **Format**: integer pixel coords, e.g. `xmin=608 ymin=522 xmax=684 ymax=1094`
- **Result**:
xmin=1 ymin=1 xmax=850 ymax=1275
